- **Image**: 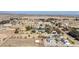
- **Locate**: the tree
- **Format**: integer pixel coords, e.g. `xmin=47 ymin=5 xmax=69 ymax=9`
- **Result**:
xmin=55 ymin=22 xmax=61 ymax=27
xmin=0 ymin=20 xmax=10 ymax=24
xmin=25 ymin=26 xmax=32 ymax=31
xmin=14 ymin=28 xmax=19 ymax=34
xmin=55 ymin=38 xmax=59 ymax=43
xmin=45 ymin=24 xmax=52 ymax=34
xmin=39 ymin=19 xmax=45 ymax=22
xmin=46 ymin=18 xmax=54 ymax=22
xmin=10 ymin=17 xmax=14 ymax=20
xmin=31 ymin=30 xmax=36 ymax=33
xmin=68 ymin=28 xmax=79 ymax=40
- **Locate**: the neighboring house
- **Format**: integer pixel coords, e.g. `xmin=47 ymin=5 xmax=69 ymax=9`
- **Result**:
xmin=3 ymin=24 xmax=12 ymax=27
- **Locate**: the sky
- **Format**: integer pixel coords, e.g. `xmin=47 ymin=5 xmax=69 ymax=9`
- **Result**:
xmin=0 ymin=11 xmax=79 ymax=16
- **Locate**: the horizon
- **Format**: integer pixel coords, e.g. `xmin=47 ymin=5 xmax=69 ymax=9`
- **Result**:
xmin=0 ymin=11 xmax=79 ymax=16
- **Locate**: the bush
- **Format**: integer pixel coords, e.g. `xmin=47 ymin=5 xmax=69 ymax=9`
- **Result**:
xmin=31 ymin=30 xmax=36 ymax=33
xmin=0 ymin=20 xmax=10 ymax=24
xmin=25 ymin=26 xmax=32 ymax=31
xmin=68 ymin=28 xmax=79 ymax=39
xmin=45 ymin=25 xmax=52 ymax=34
xmin=14 ymin=28 xmax=19 ymax=34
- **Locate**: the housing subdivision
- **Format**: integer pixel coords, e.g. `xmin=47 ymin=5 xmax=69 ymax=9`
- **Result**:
xmin=0 ymin=15 xmax=79 ymax=47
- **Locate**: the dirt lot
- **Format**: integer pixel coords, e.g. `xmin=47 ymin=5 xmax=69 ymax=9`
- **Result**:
xmin=0 ymin=36 xmax=43 ymax=47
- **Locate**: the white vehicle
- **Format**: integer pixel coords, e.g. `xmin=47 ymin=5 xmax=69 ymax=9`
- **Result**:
xmin=35 ymin=40 xmax=40 ymax=44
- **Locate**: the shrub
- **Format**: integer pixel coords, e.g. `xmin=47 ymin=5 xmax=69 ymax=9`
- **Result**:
xmin=25 ymin=26 xmax=32 ymax=31
xmin=14 ymin=28 xmax=19 ymax=34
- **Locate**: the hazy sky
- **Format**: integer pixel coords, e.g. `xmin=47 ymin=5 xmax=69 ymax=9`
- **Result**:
xmin=0 ymin=11 xmax=79 ymax=16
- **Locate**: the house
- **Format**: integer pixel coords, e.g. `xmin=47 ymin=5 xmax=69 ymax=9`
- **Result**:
xmin=3 ymin=24 xmax=12 ymax=27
